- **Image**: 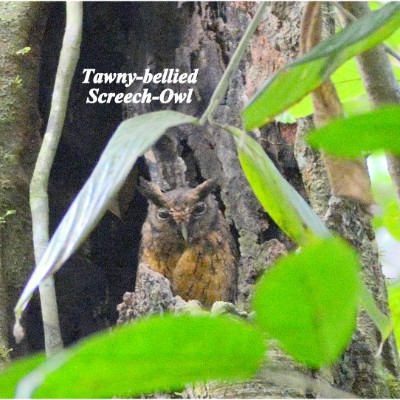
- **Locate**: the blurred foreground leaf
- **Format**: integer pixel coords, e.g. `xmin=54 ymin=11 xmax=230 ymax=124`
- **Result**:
xmin=227 ymin=126 xmax=329 ymax=245
xmin=0 ymin=353 xmax=45 ymax=398
xmin=13 ymin=315 xmax=265 ymax=398
xmin=253 ymin=237 xmax=361 ymax=368
xmin=307 ymin=106 xmax=400 ymax=157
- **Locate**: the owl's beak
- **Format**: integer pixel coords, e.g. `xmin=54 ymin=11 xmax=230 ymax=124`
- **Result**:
xmin=180 ymin=223 xmax=188 ymax=242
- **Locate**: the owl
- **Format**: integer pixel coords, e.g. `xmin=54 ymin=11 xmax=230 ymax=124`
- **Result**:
xmin=138 ymin=178 xmax=237 ymax=307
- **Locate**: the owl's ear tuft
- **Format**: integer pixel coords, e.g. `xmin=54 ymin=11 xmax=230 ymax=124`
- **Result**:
xmin=138 ymin=178 xmax=168 ymax=208
xmin=193 ymin=178 xmax=219 ymax=201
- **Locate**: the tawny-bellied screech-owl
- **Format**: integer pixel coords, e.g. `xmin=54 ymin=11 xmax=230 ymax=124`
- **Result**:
xmin=139 ymin=178 xmax=237 ymax=307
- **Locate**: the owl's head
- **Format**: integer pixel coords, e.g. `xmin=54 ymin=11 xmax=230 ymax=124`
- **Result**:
xmin=139 ymin=178 xmax=219 ymax=243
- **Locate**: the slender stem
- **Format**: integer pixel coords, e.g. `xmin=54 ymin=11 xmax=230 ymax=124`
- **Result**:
xmin=333 ymin=1 xmax=356 ymax=22
xmin=28 ymin=1 xmax=83 ymax=356
xmin=382 ymin=45 xmax=400 ymax=63
xmin=199 ymin=2 xmax=268 ymax=125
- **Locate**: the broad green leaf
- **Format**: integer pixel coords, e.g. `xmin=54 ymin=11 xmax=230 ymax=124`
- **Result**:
xmin=227 ymin=126 xmax=329 ymax=245
xmin=307 ymin=105 xmax=400 ymax=157
xmin=287 ymin=58 xmax=370 ymax=119
xmin=16 ymin=315 xmax=265 ymax=398
xmin=287 ymin=60 xmax=400 ymax=120
xmin=253 ymin=237 xmax=361 ymax=368
xmin=15 ymin=111 xmax=197 ymax=319
xmin=386 ymin=27 xmax=400 ymax=49
xmin=0 ymin=353 xmax=45 ymax=398
xmin=285 ymin=93 xmax=314 ymax=120
xmin=242 ymin=2 xmax=400 ymax=130
xmin=376 ymin=0 xmax=400 ymax=50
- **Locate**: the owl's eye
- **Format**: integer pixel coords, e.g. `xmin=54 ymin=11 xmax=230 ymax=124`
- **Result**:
xmin=157 ymin=209 xmax=171 ymax=220
xmin=193 ymin=202 xmax=207 ymax=216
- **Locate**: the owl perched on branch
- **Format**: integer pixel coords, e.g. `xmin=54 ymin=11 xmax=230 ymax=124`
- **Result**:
xmin=139 ymin=178 xmax=237 ymax=307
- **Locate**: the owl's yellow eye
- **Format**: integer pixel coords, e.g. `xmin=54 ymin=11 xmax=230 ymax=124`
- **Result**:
xmin=157 ymin=209 xmax=171 ymax=220
xmin=193 ymin=202 xmax=207 ymax=216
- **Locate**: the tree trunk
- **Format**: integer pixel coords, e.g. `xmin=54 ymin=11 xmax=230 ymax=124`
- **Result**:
xmin=0 ymin=2 xmax=46 ymax=359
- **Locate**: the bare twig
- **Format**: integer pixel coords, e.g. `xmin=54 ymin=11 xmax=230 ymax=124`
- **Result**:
xmin=28 ymin=2 xmax=82 ymax=356
xmin=383 ymin=46 xmax=400 ymax=63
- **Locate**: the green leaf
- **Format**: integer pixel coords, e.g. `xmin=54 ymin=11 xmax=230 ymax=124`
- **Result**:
xmin=360 ymin=282 xmax=393 ymax=352
xmin=14 ymin=111 xmax=197 ymax=319
xmin=253 ymin=237 xmax=361 ymax=368
xmin=275 ymin=111 xmax=297 ymax=124
xmin=383 ymin=201 xmax=400 ymax=241
xmin=276 ymin=60 xmax=400 ymax=120
xmin=242 ymin=2 xmax=400 ymax=130
xmin=15 ymin=46 xmax=31 ymax=55
xmin=307 ymin=105 xmax=400 ymax=157
xmin=285 ymin=93 xmax=314 ymax=120
xmin=227 ymin=126 xmax=329 ymax=245
xmin=16 ymin=315 xmax=265 ymax=398
xmin=287 ymin=58 xmax=370 ymax=119
xmin=0 ymin=353 xmax=45 ymax=398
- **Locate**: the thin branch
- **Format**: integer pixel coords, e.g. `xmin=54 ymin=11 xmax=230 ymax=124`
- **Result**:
xmin=28 ymin=2 xmax=83 ymax=356
xmin=384 ymin=45 xmax=400 ymax=63
xmin=199 ymin=2 xmax=268 ymax=125
xmin=333 ymin=2 xmax=400 ymax=62
xmin=333 ymin=2 xmax=356 ymax=22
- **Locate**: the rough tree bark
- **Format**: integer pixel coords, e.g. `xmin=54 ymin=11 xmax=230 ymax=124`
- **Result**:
xmin=0 ymin=3 xmax=46 ymax=361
